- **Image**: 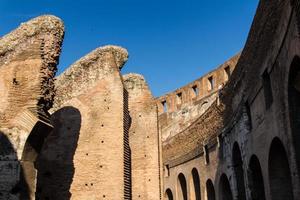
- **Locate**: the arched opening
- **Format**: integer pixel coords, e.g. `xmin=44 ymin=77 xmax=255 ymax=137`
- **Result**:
xmin=165 ymin=188 xmax=173 ymax=200
xmin=206 ymin=179 xmax=215 ymax=200
xmin=219 ymin=174 xmax=233 ymax=200
xmin=0 ymin=132 xmax=30 ymax=199
xmin=35 ymin=106 xmax=81 ymax=200
xmin=190 ymin=168 xmax=201 ymax=200
xmin=248 ymin=155 xmax=266 ymax=200
xmin=268 ymin=138 xmax=294 ymax=200
xmin=232 ymin=142 xmax=246 ymax=200
xmin=21 ymin=121 xmax=52 ymax=200
xmin=288 ymin=56 xmax=300 ymax=174
xmin=177 ymin=173 xmax=187 ymax=200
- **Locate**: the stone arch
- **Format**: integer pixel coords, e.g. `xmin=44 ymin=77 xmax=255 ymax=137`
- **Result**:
xmin=35 ymin=106 xmax=81 ymax=200
xmin=189 ymin=168 xmax=201 ymax=200
xmin=0 ymin=132 xmax=30 ymax=199
xmin=206 ymin=179 xmax=215 ymax=200
xmin=177 ymin=173 xmax=188 ymax=200
xmin=232 ymin=142 xmax=246 ymax=200
xmin=268 ymin=137 xmax=294 ymax=200
xmin=288 ymin=56 xmax=300 ymax=175
xmin=21 ymin=121 xmax=52 ymax=200
xmin=248 ymin=155 xmax=266 ymax=200
xmin=165 ymin=188 xmax=173 ymax=200
xmin=218 ymin=174 xmax=233 ymax=200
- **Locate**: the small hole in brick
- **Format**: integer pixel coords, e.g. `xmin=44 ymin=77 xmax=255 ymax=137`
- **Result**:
xmin=86 ymin=153 xmax=88 ymax=156
xmin=139 ymin=114 xmax=142 ymax=117
xmin=147 ymin=136 xmax=149 ymax=138
xmin=107 ymin=107 xmax=110 ymax=110
xmin=101 ymin=141 xmax=104 ymax=143
xmin=103 ymin=195 xmax=106 ymax=198
xmin=12 ymin=78 xmax=18 ymax=85
xmin=101 ymin=124 xmax=104 ymax=127
xmin=85 ymin=184 xmax=88 ymax=186
xmin=100 ymin=165 xmax=103 ymax=168
xmin=104 ymin=99 xmax=107 ymax=102
xmin=91 ymin=183 xmax=93 ymax=186
xmin=144 ymin=155 xmax=147 ymax=157
xmin=148 ymin=179 xmax=151 ymax=181
xmin=138 ymin=195 xmax=141 ymax=197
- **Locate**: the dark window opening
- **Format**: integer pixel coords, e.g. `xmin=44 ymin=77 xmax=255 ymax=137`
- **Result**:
xmin=204 ymin=145 xmax=210 ymax=165
xmin=162 ymin=101 xmax=167 ymax=113
xmin=262 ymin=70 xmax=273 ymax=109
xmin=219 ymin=174 xmax=233 ymax=200
xmin=177 ymin=92 xmax=182 ymax=104
xmin=248 ymin=155 xmax=266 ymax=200
xmin=288 ymin=56 xmax=300 ymax=175
xmin=224 ymin=66 xmax=231 ymax=81
xmin=191 ymin=168 xmax=201 ymax=200
xmin=192 ymin=85 xmax=199 ymax=97
xmin=268 ymin=138 xmax=294 ymax=200
xmin=208 ymin=76 xmax=214 ymax=90
xmin=165 ymin=189 xmax=173 ymax=200
xmin=206 ymin=179 xmax=216 ymax=200
xmin=232 ymin=143 xmax=246 ymax=200
xmin=178 ymin=173 xmax=187 ymax=200
xmin=245 ymin=101 xmax=252 ymax=130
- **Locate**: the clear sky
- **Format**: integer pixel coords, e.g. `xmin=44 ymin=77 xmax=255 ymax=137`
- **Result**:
xmin=1 ymin=0 xmax=259 ymax=97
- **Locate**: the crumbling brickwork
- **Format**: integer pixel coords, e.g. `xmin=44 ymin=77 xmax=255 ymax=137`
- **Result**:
xmin=0 ymin=15 xmax=162 ymax=200
xmin=1 ymin=0 xmax=300 ymax=200
xmin=36 ymin=45 xmax=130 ymax=200
xmin=123 ymin=73 xmax=161 ymax=200
xmin=0 ymin=15 xmax=64 ymax=200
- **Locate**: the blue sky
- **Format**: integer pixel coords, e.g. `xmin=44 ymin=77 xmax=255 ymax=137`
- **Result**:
xmin=1 ymin=0 xmax=259 ymax=97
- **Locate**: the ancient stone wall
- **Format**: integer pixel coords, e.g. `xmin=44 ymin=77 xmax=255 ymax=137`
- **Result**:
xmin=0 ymin=15 xmax=64 ymax=200
xmin=162 ymin=1 xmax=300 ymax=200
xmin=156 ymin=54 xmax=239 ymax=142
xmin=36 ymin=45 xmax=130 ymax=200
xmin=123 ymin=73 xmax=161 ymax=200
xmin=0 ymin=14 xmax=164 ymax=199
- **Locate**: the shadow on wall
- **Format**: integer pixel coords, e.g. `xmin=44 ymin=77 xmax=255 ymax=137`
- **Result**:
xmin=35 ymin=106 xmax=81 ymax=200
xmin=0 ymin=132 xmax=30 ymax=199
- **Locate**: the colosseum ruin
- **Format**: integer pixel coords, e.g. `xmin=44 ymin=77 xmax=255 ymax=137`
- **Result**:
xmin=0 ymin=0 xmax=300 ymax=200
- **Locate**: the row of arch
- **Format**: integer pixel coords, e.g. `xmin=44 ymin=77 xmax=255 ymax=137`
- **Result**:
xmin=165 ymin=137 xmax=294 ymax=200
xmin=165 ymin=168 xmax=201 ymax=200
xmin=165 ymin=55 xmax=300 ymax=200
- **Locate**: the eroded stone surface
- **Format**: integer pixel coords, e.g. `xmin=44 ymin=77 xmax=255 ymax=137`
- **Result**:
xmin=123 ymin=73 xmax=161 ymax=200
xmin=1 ymin=1 xmax=300 ymax=200
xmin=0 ymin=15 xmax=64 ymax=200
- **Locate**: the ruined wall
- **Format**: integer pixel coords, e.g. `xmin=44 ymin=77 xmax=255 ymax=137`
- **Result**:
xmin=156 ymin=54 xmax=239 ymax=142
xmin=123 ymin=73 xmax=161 ymax=200
xmin=162 ymin=1 xmax=300 ymax=200
xmin=36 ymin=45 xmax=130 ymax=200
xmin=0 ymin=15 xmax=64 ymax=199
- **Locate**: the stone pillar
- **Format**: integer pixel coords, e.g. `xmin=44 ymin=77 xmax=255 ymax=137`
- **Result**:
xmin=37 ymin=45 xmax=129 ymax=199
xmin=123 ymin=73 xmax=161 ymax=200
